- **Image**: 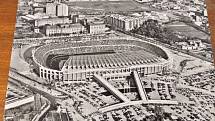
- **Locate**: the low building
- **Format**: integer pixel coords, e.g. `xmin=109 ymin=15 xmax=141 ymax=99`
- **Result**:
xmin=205 ymin=51 xmax=213 ymax=59
xmin=45 ymin=23 xmax=86 ymax=36
xmin=188 ymin=39 xmax=204 ymax=48
xmin=180 ymin=45 xmax=196 ymax=50
xmin=34 ymin=27 xmax=40 ymax=33
xmin=72 ymin=14 xmax=103 ymax=24
xmin=35 ymin=17 xmax=72 ymax=27
xmin=106 ymin=14 xmax=144 ymax=31
xmin=87 ymin=22 xmax=106 ymax=34
xmin=176 ymin=40 xmax=205 ymax=50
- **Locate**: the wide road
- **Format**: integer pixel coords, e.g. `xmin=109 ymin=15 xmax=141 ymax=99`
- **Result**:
xmin=8 ymin=69 xmax=66 ymax=106
xmin=8 ymin=69 xmax=87 ymax=121
xmin=9 ymin=76 xmax=57 ymax=105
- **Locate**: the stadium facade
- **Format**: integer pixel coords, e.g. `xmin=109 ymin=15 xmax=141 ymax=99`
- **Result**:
xmin=32 ymin=37 xmax=172 ymax=83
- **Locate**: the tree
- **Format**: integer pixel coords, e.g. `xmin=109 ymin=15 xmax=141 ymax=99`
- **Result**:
xmin=154 ymin=106 xmax=165 ymax=121
xmin=131 ymin=19 xmax=164 ymax=39
xmin=131 ymin=19 xmax=183 ymax=45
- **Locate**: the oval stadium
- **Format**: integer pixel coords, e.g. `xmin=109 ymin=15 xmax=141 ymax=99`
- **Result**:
xmin=32 ymin=38 xmax=172 ymax=82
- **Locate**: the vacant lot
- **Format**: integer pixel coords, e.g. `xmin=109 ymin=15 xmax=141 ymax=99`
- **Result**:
xmin=67 ymin=1 xmax=153 ymax=12
xmin=164 ymin=22 xmax=210 ymax=40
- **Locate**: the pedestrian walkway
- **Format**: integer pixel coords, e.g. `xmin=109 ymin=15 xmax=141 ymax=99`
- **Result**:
xmin=93 ymin=74 xmax=130 ymax=102
xmin=99 ymin=100 xmax=178 ymax=113
xmin=133 ymin=71 xmax=148 ymax=101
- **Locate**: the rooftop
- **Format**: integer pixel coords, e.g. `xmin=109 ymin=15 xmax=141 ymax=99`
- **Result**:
xmin=109 ymin=14 xmax=143 ymax=21
xmin=46 ymin=23 xmax=84 ymax=29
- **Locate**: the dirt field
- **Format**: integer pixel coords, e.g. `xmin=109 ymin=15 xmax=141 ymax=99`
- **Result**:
xmin=165 ymin=22 xmax=210 ymax=40
xmin=67 ymin=1 xmax=153 ymax=12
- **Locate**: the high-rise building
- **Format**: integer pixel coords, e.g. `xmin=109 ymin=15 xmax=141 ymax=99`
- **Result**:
xmin=57 ymin=3 xmax=69 ymax=17
xmin=46 ymin=3 xmax=57 ymax=16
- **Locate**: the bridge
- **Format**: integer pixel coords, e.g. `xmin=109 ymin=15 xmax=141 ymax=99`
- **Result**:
xmin=93 ymin=74 xmax=130 ymax=102
xmin=94 ymin=73 xmax=178 ymax=113
xmin=99 ymin=100 xmax=178 ymax=113
xmin=9 ymin=69 xmax=66 ymax=100
xmin=132 ymin=71 xmax=148 ymax=101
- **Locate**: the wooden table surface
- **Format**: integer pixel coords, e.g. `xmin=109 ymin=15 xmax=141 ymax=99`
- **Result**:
xmin=0 ymin=0 xmax=215 ymax=120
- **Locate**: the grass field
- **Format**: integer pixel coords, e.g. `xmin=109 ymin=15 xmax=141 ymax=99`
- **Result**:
xmin=67 ymin=1 xmax=153 ymax=12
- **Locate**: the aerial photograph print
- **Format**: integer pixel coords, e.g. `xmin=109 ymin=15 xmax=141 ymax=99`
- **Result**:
xmin=4 ymin=0 xmax=215 ymax=121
